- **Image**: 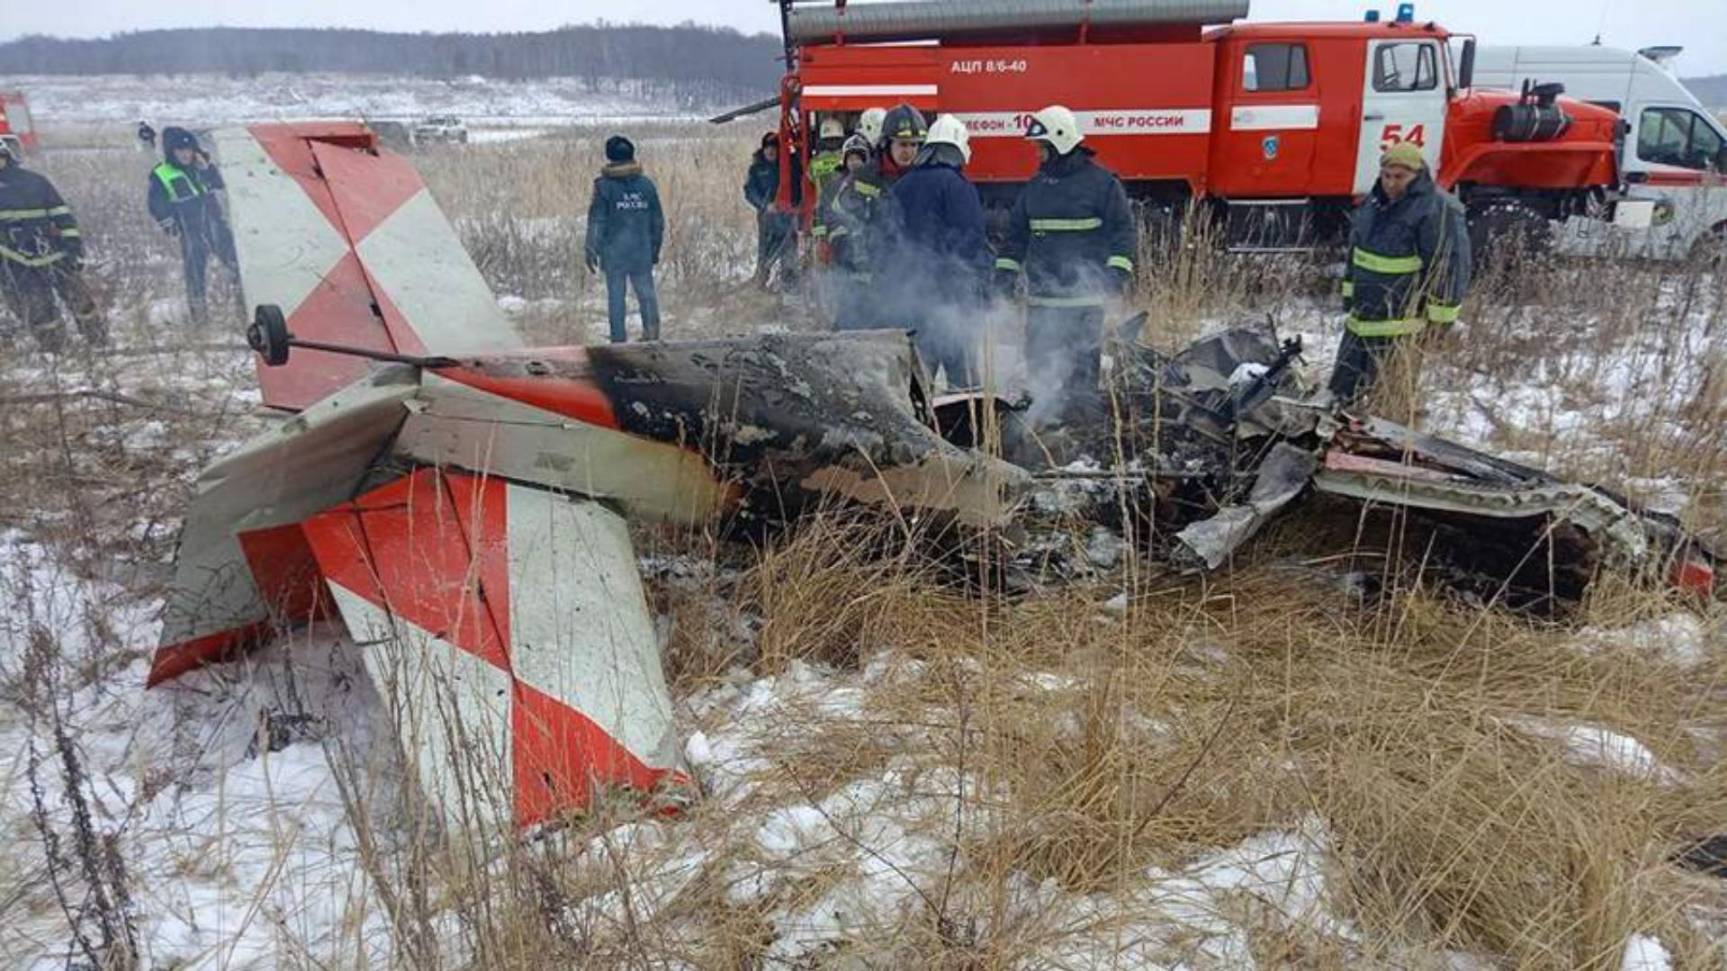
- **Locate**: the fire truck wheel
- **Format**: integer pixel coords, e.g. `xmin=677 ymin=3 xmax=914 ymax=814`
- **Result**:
xmin=1467 ymin=202 xmax=1551 ymax=268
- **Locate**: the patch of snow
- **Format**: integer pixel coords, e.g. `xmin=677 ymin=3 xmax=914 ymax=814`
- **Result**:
xmin=1506 ymin=716 xmax=1685 ymax=785
xmin=1621 ymin=933 xmax=1673 ymax=971
xmin=1577 ymin=614 xmax=1713 ymax=669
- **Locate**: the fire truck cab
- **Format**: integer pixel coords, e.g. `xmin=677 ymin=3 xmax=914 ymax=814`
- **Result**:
xmin=778 ymin=1 xmax=1619 ymax=251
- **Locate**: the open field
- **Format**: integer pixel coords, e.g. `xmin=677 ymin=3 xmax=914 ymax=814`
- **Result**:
xmin=1 ymin=120 xmax=1725 ymax=970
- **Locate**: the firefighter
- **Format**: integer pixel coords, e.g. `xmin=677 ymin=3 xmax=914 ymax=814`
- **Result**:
xmin=0 ymin=141 xmax=106 ymax=351
xmin=883 ymin=114 xmax=989 ymax=387
xmin=807 ymin=117 xmax=847 ymax=208
xmin=994 ymin=104 xmax=1137 ymax=408
xmin=744 ymin=132 xmax=795 ymax=288
xmin=584 ymin=134 xmax=664 ymax=343
xmin=1329 ymin=142 xmax=1471 ymax=405
xmin=826 ymin=104 xmax=924 ymax=329
xmin=819 ymin=134 xmax=874 ymax=328
xmin=857 ymin=107 xmax=887 ymax=150
xmin=148 ymin=127 xmax=239 ymax=326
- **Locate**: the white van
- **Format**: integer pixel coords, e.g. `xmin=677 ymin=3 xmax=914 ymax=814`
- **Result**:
xmin=1474 ymin=45 xmax=1727 ymax=260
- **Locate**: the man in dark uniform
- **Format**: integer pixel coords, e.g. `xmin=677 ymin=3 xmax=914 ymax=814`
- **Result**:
xmin=994 ymin=104 xmax=1137 ymax=409
xmin=585 ymin=134 xmax=665 ymax=343
xmin=882 ymin=114 xmax=989 ymax=387
xmin=147 ymin=127 xmax=238 ymax=326
xmin=1330 ymin=142 xmax=1472 ymax=404
xmin=745 ymin=132 xmax=796 ymax=288
xmin=820 ymin=134 xmax=876 ymax=331
xmin=829 ymin=103 xmax=927 ymax=331
xmin=0 ymin=141 xmax=106 ymax=351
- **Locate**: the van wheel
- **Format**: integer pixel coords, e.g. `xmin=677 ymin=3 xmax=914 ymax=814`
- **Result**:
xmin=1688 ymin=223 xmax=1727 ymax=267
xmin=1468 ymin=202 xmax=1551 ymax=267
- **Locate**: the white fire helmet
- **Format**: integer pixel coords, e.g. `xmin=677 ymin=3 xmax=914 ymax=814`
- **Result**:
xmin=925 ymin=114 xmax=972 ymax=163
xmin=819 ymin=117 xmax=845 ymax=141
xmin=1025 ymin=105 xmax=1083 ymax=156
xmin=858 ymin=107 xmax=887 ymax=145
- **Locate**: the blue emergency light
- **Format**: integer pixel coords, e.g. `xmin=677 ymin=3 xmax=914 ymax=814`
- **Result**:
xmin=1364 ymin=9 xmax=1380 ymax=22
xmin=1396 ymin=3 xmax=1415 ymax=21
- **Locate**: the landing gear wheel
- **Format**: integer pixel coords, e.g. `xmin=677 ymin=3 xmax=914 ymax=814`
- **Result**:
xmin=248 ymin=304 xmax=292 ymax=366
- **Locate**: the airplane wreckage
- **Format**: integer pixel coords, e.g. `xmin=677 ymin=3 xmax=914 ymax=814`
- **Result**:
xmin=148 ymin=124 xmax=1721 ymax=830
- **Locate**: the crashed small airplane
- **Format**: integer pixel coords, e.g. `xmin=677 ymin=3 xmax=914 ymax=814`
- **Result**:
xmin=149 ymin=124 xmax=1719 ymax=831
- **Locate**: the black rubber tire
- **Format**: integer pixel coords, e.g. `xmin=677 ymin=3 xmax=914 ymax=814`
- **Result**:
xmin=248 ymin=304 xmax=292 ymax=366
xmin=1467 ymin=202 xmax=1551 ymax=268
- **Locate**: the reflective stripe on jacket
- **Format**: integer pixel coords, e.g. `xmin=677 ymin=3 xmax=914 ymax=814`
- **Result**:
xmin=995 ymin=148 xmax=1136 ymax=306
xmin=1342 ymin=169 xmax=1471 ymax=336
xmin=0 ymin=164 xmax=80 ymax=265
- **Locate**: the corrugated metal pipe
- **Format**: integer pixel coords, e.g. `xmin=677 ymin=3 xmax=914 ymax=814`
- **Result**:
xmin=787 ymin=0 xmax=1250 ymax=44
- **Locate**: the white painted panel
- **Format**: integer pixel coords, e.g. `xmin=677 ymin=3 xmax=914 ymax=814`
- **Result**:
xmin=357 ymin=188 xmax=523 ymax=356
xmin=1229 ymin=104 xmax=1320 ymax=131
xmin=209 ymin=127 xmax=351 ymax=322
xmin=330 ymin=583 xmax=516 ymax=831
xmin=502 ymin=487 xmax=683 ymax=771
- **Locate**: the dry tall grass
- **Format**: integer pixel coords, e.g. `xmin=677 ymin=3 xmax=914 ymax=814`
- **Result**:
xmin=1 ymin=121 xmax=1724 ymax=969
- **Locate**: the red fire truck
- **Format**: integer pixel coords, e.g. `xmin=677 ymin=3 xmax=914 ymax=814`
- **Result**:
xmin=0 ymin=91 xmax=39 ymax=157
xmin=770 ymin=0 xmax=1621 ymax=250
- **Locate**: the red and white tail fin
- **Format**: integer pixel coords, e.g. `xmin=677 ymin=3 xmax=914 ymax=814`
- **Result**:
xmin=213 ymin=123 xmax=523 ymax=411
xmin=302 ymin=468 xmax=689 ymax=828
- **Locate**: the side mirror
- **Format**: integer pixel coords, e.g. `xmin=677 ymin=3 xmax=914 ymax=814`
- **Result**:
xmin=247 ymin=304 xmax=292 ymax=366
xmin=1716 ymin=147 xmax=1727 ymax=175
xmin=1458 ymin=39 xmax=1476 ymax=90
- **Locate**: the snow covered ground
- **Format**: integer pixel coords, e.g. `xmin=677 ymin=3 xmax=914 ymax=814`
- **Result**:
xmin=13 ymin=73 xmax=714 ymax=128
xmin=1 ymin=122 xmax=1723 ymax=966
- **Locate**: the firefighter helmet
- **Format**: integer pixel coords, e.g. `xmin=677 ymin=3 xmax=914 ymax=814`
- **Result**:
xmin=1025 ymin=105 xmax=1083 ymax=155
xmin=925 ymin=114 xmax=972 ymax=163
xmin=841 ymin=133 xmax=872 ymax=163
xmin=880 ymin=104 xmax=928 ymax=144
xmin=858 ymin=107 xmax=887 ymax=145
xmin=819 ymin=117 xmax=845 ymax=142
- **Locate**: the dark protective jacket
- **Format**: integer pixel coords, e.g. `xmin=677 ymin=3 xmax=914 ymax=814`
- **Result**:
xmin=147 ymin=157 xmax=228 ymax=243
xmin=823 ymin=165 xmax=886 ymax=275
xmin=1341 ymin=169 xmax=1471 ymax=336
xmin=881 ymin=149 xmax=991 ymax=305
xmin=996 ymin=147 xmax=1137 ymax=306
xmin=585 ymin=160 xmax=664 ymax=272
xmin=0 ymin=163 xmax=82 ymax=266
xmin=744 ymin=149 xmax=778 ymax=212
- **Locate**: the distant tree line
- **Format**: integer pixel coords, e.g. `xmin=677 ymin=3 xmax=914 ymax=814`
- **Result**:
xmin=0 ymin=24 xmax=783 ymax=93
xmin=1681 ymin=75 xmax=1727 ymax=109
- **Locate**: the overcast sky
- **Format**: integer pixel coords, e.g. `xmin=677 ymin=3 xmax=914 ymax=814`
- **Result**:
xmin=5 ymin=0 xmax=1723 ymax=75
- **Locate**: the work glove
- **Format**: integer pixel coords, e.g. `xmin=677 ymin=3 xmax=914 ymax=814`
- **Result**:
xmin=1106 ymin=265 xmax=1131 ymax=297
xmin=993 ymin=268 xmax=1019 ymax=301
xmin=584 ymin=249 xmax=599 ymax=273
xmin=158 ymin=218 xmax=179 ymax=238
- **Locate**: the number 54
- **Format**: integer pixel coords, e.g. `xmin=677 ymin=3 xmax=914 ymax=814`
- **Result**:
xmin=1379 ymin=122 xmax=1427 ymax=149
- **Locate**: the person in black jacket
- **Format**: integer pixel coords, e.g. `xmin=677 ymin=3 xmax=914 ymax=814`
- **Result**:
xmin=882 ymin=114 xmax=989 ymax=388
xmin=585 ymin=134 xmax=665 ymax=342
xmin=148 ymin=127 xmax=238 ymax=326
xmin=1330 ymin=142 xmax=1471 ymax=404
xmin=0 ymin=142 xmax=106 ymax=351
xmin=994 ymin=105 xmax=1137 ymax=412
xmin=744 ymin=132 xmax=795 ymax=288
